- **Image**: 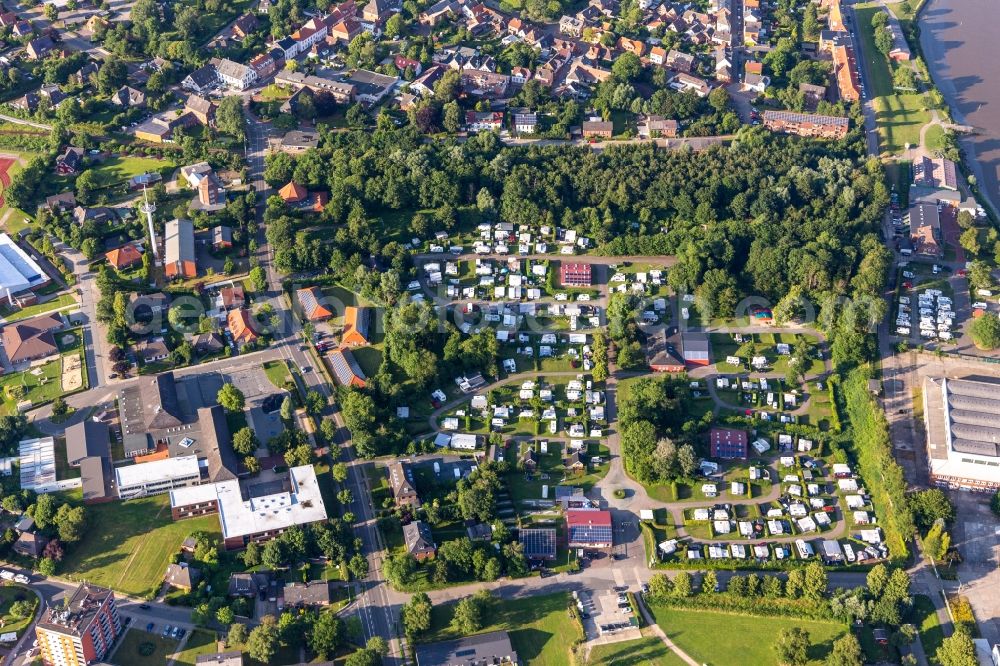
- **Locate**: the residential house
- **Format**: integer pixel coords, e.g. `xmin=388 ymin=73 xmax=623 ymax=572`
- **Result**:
xmin=56 ymin=146 xmax=84 ymax=175
xmin=25 ymin=36 xmax=54 ymax=60
xmin=105 ymin=243 xmax=143 ymax=271
xmin=1 ymin=313 xmax=63 ymax=365
xmin=513 ymin=112 xmax=537 ymax=134
xmin=227 ymin=308 xmax=259 ymax=346
xmin=44 ymin=192 xmax=76 ymax=212
xmin=832 ymin=44 xmax=860 ymax=102
xmin=297 ymin=286 xmax=334 ymax=321
xmin=559 ymin=14 xmax=583 ymax=36
xmin=564 ymin=451 xmax=585 ymax=474
xmin=212 ymin=225 xmax=233 ymax=250
xmin=277 ymin=130 xmax=319 ymax=153
xmin=329 ymin=349 xmax=366 ymax=388
xmin=637 ymin=115 xmax=678 ymax=138
xmin=403 ymin=520 xmax=436 ymax=560
xmin=670 ymin=72 xmax=710 ymax=96
xmin=183 ymin=65 xmax=219 ymax=93
xmin=218 ymin=285 xmax=246 ymax=311
xmin=341 ymin=307 xmax=371 ymax=346
xmin=394 ymin=55 xmax=422 ymax=76
xmin=799 ymin=82 xmax=826 ymax=107
xmin=282 ymin=581 xmax=331 ymax=608
xmin=762 ymin=110 xmax=849 ymax=139
xmin=388 ymin=461 xmax=420 ymax=507
xmin=216 ymin=59 xmax=257 ymax=90
xmin=231 ymin=12 xmax=259 ymax=39
xmin=649 ymin=46 xmax=667 ymax=65
xmin=184 ymin=94 xmax=216 ymax=125
xmin=198 ymin=173 xmax=227 ymax=208
xmin=465 ymin=111 xmax=503 ymax=132
xmin=13 ymin=531 xmax=47 ymax=558
xmin=581 ymin=120 xmax=612 ymax=138
xmin=249 ymin=52 xmax=277 ymax=80
xmin=111 ymin=86 xmax=146 ymax=108
xmin=164 ymin=562 xmax=200 ymax=590
xmin=666 ymin=49 xmax=694 ymax=73
xmin=193 ymin=332 xmax=225 ymax=356
xmin=137 ymin=337 xmax=170 ymax=363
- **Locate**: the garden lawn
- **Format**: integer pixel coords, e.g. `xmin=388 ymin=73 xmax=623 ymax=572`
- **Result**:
xmin=0 ymin=585 xmax=38 ymax=638
xmin=0 ymin=152 xmax=37 ymax=235
xmin=911 ymin=594 xmax=945 ymax=664
xmin=59 ymin=494 xmax=221 ymax=597
xmin=172 ymin=629 xmax=218 ymax=666
xmin=0 ymin=292 xmax=76 ymax=323
xmin=110 ymin=629 xmax=180 ymax=666
xmin=0 ymin=357 xmax=63 ymax=415
xmin=353 ymin=345 xmax=383 ymax=378
xmin=422 ymin=592 xmax=582 ymax=666
xmin=651 ymin=607 xmax=848 ymax=666
xmin=93 ymin=156 xmax=177 ymax=188
xmin=875 ymin=94 xmax=931 ymax=155
xmin=263 ymin=359 xmax=292 ymax=389
xmin=588 ymin=635 xmax=687 ymax=666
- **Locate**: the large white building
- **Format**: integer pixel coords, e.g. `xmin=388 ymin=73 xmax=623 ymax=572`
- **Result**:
xmin=216 ymin=58 xmax=258 ymax=90
xmin=923 ymin=376 xmax=1000 ymax=491
xmin=170 ymin=465 xmax=328 ymax=549
xmin=115 ymin=455 xmax=202 ymax=499
xmin=0 ymin=233 xmax=49 ymax=296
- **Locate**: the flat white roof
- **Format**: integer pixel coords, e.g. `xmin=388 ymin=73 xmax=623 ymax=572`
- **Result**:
xmin=170 ymin=465 xmax=328 ymax=539
xmin=19 ymin=437 xmax=55 ymax=490
xmin=0 ymin=233 xmax=46 ymax=294
xmin=116 ymin=455 xmax=200 ymax=488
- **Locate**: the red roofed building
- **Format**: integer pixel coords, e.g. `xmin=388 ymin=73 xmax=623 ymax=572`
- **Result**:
xmin=394 ymin=55 xmax=422 ymax=75
xmin=559 ymin=262 xmax=592 ymax=287
xmin=105 ymin=243 xmax=143 ymax=271
xmin=709 ymin=427 xmax=748 ymax=460
xmin=566 ymin=509 xmax=613 ymax=549
xmin=227 ymin=308 xmax=259 ymax=345
xmin=279 ymin=181 xmax=308 ymax=203
xmin=297 ymin=286 xmax=334 ymax=321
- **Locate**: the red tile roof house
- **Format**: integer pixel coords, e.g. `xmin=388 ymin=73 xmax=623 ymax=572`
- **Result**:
xmin=105 ymin=243 xmax=143 ymax=271
xmin=566 ymin=509 xmax=613 ymax=549
xmin=559 ymin=262 xmax=592 ymax=286
xmin=709 ymin=427 xmax=748 ymax=459
xmin=297 ymin=286 xmax=334 ymax=321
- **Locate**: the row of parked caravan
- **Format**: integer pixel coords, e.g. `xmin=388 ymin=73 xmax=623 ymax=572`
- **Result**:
xmin=897 ymin=288 xmax=953 ymax=340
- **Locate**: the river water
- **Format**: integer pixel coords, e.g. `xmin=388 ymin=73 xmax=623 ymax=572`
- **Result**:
xmin=920 ymin=0 xmax=1000 ymax=212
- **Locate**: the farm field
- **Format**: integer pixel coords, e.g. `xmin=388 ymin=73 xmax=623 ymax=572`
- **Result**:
xmin=59 ymin=493 xmax=221 ymax=597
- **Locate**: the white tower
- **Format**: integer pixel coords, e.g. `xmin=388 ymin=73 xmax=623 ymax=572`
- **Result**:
xmin=142 ymin=186 xmax=160 ymax=266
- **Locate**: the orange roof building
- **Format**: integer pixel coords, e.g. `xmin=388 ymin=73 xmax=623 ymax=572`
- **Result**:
xmin=227 ymin=308 xmax=259 ymax=345
xmin=341 ymin=306 xmax=371 ymax=346
xmin=297 ymin=286 xmax=334 ymax=321
xmin=329 ymin=348 xmax=366 ymax=388
xmin=279 ymin=181 xmax=308 ymax=203
xmin=828 ymin=0 xmax=846 ymax=31
xmin=744 ymin=61 xmax=763 ymax=75
xmin=832 ymin=44 xmax=860 ymax=102
xmin=105 ymin=243 xmax=143 ymax=270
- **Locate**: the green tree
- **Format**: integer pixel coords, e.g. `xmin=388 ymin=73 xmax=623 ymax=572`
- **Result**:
xmin=970 ymin=313 xmax=1000 ymax=350
xmin=310 ymin=612 xmax=344 ymax=658
xmin=936 ymin=625 xmax=977 ymax=666
xmin=451 ymin=597 xmax=482 ymax=634
xmin=672 ymin=571 xmax=692 ymax=597
xmin=55 ymin=504 xmax=86 ymax=543
xmin=249 ymin=266 xmax=267 ymax=292
xmin=280 ymin=395 xmax=294 ymax=421
xmin=348 ymin=553 xmax=369 ymax=579
xmin=922 ymin=520 xmax=951 ymax=561
xmin=242 ymin=540 xmax=261 ymax=567
xmin=51 ymin=396 xmax=69 ymax=419
xmin=774 ymin=627 xmax=810 ymax=666
xmin=802 ymin=562 xmax=827 ymax=600
xmin=402 ymin=592 xmax=432 ymax=637
xmin=442 ymin=101 xmax=462 ymax=133
xmin=332 ymin=463 xmax=349 ymax=483
xmin=825 ymin=633 xmax=863 ymax=666
xmin=39 ymin=557 xmax=56 ymax=575
xmin=247 ymin=616 xmax=280 ymax=663
xmin=216 ymin=606 xmax=235 ymax=625
xmin=701 ymin=570 xmax=718 ymax=594
xmin=227 ymin=622 xmax=248 ymax=647
xmin=217 ymin=383 xmax=246 ymax=413
xmin=611 ymin=52 xmax=641 ymax=81
xmin=216 ymin=96 xmax=246 ymax=140
xmin=233 ymin=427 xmax=259 ymax=456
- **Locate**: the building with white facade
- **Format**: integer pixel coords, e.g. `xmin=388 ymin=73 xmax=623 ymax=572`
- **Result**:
xmin=115 ymin=455 xmax=202 ymax=499
xmin=923 ymin=376 xmax=1000 ymax=491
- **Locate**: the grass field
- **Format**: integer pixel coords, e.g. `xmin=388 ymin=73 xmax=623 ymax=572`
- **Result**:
xmin=875 ymin=94 xmax=931 ymax=154
xmin=422 ymin=592 xmax=583 ymax=665
xmin=93 ymin=156 xmax=177 ymax=188
xmin=352 ymin=345 xmax=383 ymax=378
xmin=59 ymin=494 xmax=221 ymax=597
xmin=172 ymin=629 xmax=219 ymax=666
xmin=651 ymin=607 xmax=848 ymax=666
xmin=110 ymin=629 xmax=180 ymax=666
xmin=588 ymin=635 xmax=687 ymax=666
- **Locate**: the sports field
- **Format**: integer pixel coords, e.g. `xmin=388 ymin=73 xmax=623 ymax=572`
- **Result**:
xmin=0 ymin=152 xmax=33 ymax=235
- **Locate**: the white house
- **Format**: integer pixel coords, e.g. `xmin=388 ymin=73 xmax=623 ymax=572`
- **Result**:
xmin=216 ymin=59 xmax=258 ymax=90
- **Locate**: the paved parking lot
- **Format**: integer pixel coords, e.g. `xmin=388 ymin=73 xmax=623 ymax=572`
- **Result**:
xmin=951 ymin=492 xmax=1000 ymax=646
